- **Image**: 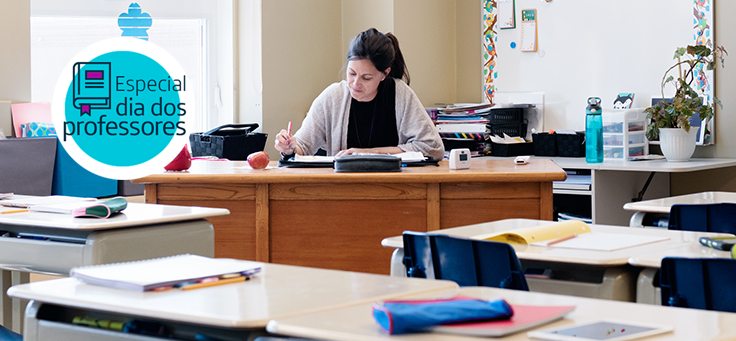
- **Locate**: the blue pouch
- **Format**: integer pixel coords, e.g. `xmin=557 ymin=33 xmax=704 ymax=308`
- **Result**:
xmin=372 ymin=297 xmax=513 ymax=335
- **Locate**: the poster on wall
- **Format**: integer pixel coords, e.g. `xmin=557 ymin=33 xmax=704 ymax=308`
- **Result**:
xmin=692 ymin=0 xmax=714 ymax=145
xmin=482 ymin=0 xmax=498 ymax=103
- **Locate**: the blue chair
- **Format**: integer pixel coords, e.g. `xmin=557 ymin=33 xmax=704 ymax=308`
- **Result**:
xmin=660 ymin=257 xmax=736 ymax=312
xmin=0 ymin=325 xmax=21 ymax=341
xmin=667 ymin=203 xmax=736 ymax=234
xmin=402 ymin=231 xmax=528 ymax=290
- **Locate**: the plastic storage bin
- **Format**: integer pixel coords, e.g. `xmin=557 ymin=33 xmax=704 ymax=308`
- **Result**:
xmin=601 ymin=108 xmax=648 ymax=159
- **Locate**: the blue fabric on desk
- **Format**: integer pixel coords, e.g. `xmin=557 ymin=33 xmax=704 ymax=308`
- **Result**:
xmin=0 ymin=325 xmax=21 ymax=341
xmin=372 ymin=297 xmax=513 ymax=335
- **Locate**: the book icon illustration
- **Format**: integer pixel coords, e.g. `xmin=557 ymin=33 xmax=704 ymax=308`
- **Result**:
xmin=73 ymin=62 xmax=112 ymax=116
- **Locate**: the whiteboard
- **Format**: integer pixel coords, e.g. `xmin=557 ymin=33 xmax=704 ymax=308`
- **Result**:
xmin=494 ymin=0 xmax=704 ymax=132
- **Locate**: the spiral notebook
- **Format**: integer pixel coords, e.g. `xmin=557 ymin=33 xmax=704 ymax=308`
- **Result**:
xmin=70 ymin=254 xmax=261 ymax=292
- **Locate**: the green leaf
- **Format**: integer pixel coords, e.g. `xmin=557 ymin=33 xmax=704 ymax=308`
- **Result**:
xmin=674 ymin=47 xmax=687 ymax=59
xmin=689 ymin=45 xmax=711 ymax=58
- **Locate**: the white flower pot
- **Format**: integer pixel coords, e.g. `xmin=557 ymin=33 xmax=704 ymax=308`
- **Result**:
xmin=659 ymin=127 xmax=699 ymax=162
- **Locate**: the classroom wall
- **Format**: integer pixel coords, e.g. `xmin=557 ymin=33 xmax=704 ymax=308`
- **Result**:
xmin=0 ymin=0 xmax=31 ymax=103
xmin=260 ymin=0 xmax=343 ymax=157
xmin=257 ymin=0 xmax=481 ymax=157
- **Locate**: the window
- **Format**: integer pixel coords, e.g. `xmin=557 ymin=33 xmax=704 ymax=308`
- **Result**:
xmin=30 ymin=0 xmax=234 ymax=133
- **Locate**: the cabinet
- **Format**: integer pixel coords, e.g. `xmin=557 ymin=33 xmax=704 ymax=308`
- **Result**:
xmin=602 ymin=109 xmax=648 ymax=159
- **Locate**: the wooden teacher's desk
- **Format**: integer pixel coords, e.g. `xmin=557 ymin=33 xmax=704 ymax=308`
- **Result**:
xmin=134 ymin=159 xmax=565 ymax=274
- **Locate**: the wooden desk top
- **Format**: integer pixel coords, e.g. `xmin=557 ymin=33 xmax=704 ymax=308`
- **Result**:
xmin=266 ymin=286 xmax=736 ymax=340
xmin=381 ymin=219 xmax=732 ymax=267
xmin=134 ymin=158 xmax=566 ymax=184
xmin=8 ymin=261 xmax=457 ymax=329
xmin=623 ymin=191 xmax=736 ymax=214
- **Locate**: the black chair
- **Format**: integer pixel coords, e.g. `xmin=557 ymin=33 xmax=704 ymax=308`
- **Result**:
xmin=660 ymin=257 xmax=736 ymax=312
xmin=667 ymin=203 xmax=736 ymax=233
xmin=402 ymin=231 xmax=528 ymax=290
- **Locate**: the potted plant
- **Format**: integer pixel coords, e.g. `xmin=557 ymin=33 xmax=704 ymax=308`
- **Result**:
xmin=644 ymin=44 xmax=727 ymax=161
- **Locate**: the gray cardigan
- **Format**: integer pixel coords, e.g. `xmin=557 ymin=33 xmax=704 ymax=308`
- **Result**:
xmin=293 ymin=79 xmax=444 ymax=160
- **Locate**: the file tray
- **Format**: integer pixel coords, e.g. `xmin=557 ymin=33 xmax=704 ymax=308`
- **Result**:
xmin=490 ymin=141 xmax=534 ymax=157
xmin=0 ymin=220 xmax=213 ymax=275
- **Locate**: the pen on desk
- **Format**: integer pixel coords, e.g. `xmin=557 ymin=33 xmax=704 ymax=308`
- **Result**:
xmin=2 ymin=209 xmax=29 ymax=214
xmin=546 ymin=234 xmax=577 ymax=246
xmin=180 ymin=275 xmax=246 ymax=291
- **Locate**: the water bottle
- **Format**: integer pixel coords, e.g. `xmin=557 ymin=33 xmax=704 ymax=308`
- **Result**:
xmin=585 ymin=97 xmax=603 ymax=163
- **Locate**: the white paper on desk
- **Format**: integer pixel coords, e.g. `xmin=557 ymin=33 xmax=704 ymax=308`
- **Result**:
xmin=532 ymin=233 xmax=669 ymax=251
xmin=294 ymin=155 xmax=335 ymax=162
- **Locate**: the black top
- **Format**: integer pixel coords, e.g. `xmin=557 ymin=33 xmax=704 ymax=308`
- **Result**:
xmin=347 ymin=77 xmax=398 ymax=149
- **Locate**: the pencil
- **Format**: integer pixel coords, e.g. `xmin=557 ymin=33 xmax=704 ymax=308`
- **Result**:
xmin=2 ymin=209 xmax=29 ymax=214
xmin=180 ymin=276 xmax=246 ymax=291
xmin=287 ymin=121 xmax=292 ymax=136
xmin=546 ymin=234 xmax=577 ymax=246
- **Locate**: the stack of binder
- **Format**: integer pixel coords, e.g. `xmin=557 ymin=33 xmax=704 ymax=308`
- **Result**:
xmin=435 ymin=103 xmax=493 ymax=156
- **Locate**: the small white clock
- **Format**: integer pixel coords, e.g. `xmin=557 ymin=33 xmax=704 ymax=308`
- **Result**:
xmin=449 ymin=148 xmax=471 ymax=170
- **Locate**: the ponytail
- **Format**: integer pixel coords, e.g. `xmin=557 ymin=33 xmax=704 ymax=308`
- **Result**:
xmin=347 ymin=28 xmax=411 ymax=85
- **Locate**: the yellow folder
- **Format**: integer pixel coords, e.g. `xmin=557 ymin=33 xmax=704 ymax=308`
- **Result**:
xmin=472 ymin=220 xmax=591 ymax=244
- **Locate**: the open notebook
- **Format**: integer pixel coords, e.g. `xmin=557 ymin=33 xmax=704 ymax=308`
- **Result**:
xmin=70 ymin=254 xmax=261 ymax=291
xmin=472 ymin=220 xmax=669 ymax=251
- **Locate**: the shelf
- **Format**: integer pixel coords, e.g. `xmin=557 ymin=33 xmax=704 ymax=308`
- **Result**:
xmin=553 ymin=189 xmax=592 ymax=196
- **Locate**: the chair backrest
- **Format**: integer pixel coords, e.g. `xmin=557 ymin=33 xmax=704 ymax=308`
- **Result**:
xmin=402 ymin=231 xmax=528 ymax=290
xmin=660 ymin=257 xmax=736 ymax=312
xmin=668 ymin=203 xmax=736 ymax=233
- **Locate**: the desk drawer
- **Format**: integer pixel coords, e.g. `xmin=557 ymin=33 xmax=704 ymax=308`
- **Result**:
xmin=0 ymin=220 xmax=214 ymax=276
xmin=0 ymin=236 xmax=85 ymax=275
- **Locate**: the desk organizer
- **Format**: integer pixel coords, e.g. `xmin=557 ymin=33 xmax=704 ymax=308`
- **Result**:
xmin=602 ymin=109 xmax=648 ymax=159
xmin=490 ymin=141 xmax=534 ymax=157
xmin=533 ymin=132 xmax=557 ymax=156
xmin=556 ymin=132 xmax=585 ymax=157
xmin=487 ymin=107 xmax=528 ymax=138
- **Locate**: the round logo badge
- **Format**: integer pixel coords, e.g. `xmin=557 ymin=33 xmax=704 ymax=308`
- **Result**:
xmin=51 ymin=37 xmax=192 ymax=180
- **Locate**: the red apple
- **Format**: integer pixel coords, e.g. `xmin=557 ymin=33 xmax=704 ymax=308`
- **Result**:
xmin=247 ymin=151 xmax=270 ymax=169
xmin=164 ymin=145 xmax=192 ymax=171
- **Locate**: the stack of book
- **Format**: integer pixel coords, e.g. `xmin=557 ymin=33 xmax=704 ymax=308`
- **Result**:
xmin=435 ymin=103 xmax=494 ymax=156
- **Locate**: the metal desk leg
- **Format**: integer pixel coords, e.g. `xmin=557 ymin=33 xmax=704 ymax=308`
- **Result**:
xmin=636 ymin=268 xmax=661 ymax=305
xmin=389 ymin=248 xmax=406 ymax=278
xmin=12 ymin=271 xmax=29 ymax=333
xmin=1 ymin=270 xmax=10 ymax=329
xmin=630 ymin=211 xmax=646 ymax=227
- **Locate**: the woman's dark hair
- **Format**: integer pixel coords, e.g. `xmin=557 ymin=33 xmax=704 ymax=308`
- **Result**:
xmin=346 ymin=28 xmax=410 ymax=85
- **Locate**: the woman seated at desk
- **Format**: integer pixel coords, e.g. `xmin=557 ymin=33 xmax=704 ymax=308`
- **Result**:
xmin=274 ymin=28 xmax=444 ymax=160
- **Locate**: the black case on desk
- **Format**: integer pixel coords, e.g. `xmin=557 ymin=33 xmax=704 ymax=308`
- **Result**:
xmin=334 ymin=155 xmax=401 ymax=173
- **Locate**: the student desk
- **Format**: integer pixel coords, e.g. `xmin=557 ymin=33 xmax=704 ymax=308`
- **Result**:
xmin=381 ymin=218 xmax=732 ymax=302
xmin=134 ymin=158 xmax=565 ymax=274
xmin=7 ymin=262 xmax=458 ymax=341
xmin=623 ymin=191 xmax=736 ymax=227
xmin=267 ymin=286 xmax=736 ymax=340
xmin=538 ymin=157 xmax=736 ymax=226
xmin=628 ymin=233 xmax=732 ymax=305
xmin=0 ymin=201 xmax=228 ymax=333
